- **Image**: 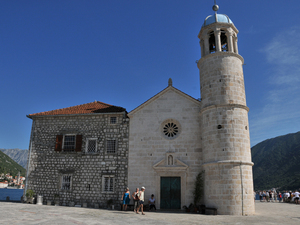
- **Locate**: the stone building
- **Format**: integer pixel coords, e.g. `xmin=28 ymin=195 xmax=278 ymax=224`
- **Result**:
xmin=127 ymin=4 xmax=254 ymax=215
xmin=26 ymin=4 xmax=255 ymax=215
xmin=25 ymin=101 xmax=129 ymax=207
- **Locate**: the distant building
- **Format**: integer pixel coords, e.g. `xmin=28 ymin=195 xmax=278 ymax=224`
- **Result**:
xmin=0 ymin=181 xmax=8 ymax=188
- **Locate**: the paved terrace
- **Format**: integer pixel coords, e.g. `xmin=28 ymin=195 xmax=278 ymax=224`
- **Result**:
xmin=0 ymin=201 xmax=299 ymax=225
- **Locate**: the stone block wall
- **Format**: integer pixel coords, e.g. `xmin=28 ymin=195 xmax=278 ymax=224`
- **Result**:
xmin=128 ymin=88 xmax=202 ymax=208
xmin=26 ymin=113 xmax=129 ymax=208
xmin=198 ymin=53 xmax=246 ymax=108
xmin=203 ymin=163 xmax=255 ymax=215
xmin=201 ymin=107 xmax=251 ymax=163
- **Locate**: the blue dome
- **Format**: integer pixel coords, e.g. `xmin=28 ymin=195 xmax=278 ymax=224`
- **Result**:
xmin=203 ymin=14 xmax=233 ymax=27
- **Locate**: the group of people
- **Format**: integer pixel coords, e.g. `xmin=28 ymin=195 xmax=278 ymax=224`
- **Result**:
xmin=282 ymin=190 xmax=300 ymax=204
xmin=258 ymin=190 xmax=300 ymax=204
xmin=121 ymin=186 xmax=157 ymax=215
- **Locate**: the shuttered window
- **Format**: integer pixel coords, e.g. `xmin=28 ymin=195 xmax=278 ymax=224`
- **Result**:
xmin=75 ymin=135 xmax=82 ymax=152
xmin=63 ymin=135 xmax=76 ymax=151
xmin=55 ymin=134 xmax=82 ymax=152
xmin=55 ymin=135 xmax=63 ymax=151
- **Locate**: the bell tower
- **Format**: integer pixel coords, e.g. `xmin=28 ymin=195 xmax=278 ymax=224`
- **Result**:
xmin=197 ymin=3 xmax=255 ymax=215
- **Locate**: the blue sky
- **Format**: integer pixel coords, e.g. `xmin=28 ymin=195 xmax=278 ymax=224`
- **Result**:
xmin=1 ymin=0 xmax=299 ymax=149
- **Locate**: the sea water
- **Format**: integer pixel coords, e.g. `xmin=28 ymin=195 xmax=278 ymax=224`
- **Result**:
xmin=0 ymin=189 xmax=23 ymax=201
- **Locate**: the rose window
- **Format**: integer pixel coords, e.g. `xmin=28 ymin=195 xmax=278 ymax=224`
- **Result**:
xmin=161 ymin=119 xmax=181 ymax=140
xmin=163 ymin=123 xmax=179 ymax=137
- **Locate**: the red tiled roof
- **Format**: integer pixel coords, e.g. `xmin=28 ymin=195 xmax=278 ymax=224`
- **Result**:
xmin=27 ymin=101 xmax=126 ymax=118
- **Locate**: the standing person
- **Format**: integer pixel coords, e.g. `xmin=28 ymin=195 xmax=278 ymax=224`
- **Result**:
xmin=136 ymin=187 xmax=146 ymax=215
xmin=288 ymin=191 xmax=292 ymax=202
xmin=132 ymin=188 xmax=140 ymax=213
xmin=121 ymin=187 xmax=131 ymax=211
xmin=270 ymin=191 xmax=274 ymax=202
xmin=266 ymin=191 xmax=270 ymax=202
xmin=259 ymin=191 xmax=263 ymax=202
xmin=274 ymin=189 xmax=277 ymax=202
xmin=148 ymin=194 xmax=156 ymax=211
xmin=269 ymin=191 xmax=272 ymax=202
xmin=294 ymin=190 xmax=300 ymax=204
xmin=263 ymin=191 xmax=266 ymax=202
xmin=278 ymin=192 xmax=282 ymax=202
xmin=285 ymin=191 xmax=290 ymax=202
xmin=283 ymin=191 xmax=288 ymax=202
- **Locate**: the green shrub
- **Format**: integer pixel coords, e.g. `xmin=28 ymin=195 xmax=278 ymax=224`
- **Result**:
xmin=26 ymin=189 xmax=35 ymax=198
xmin=193 ymin=171 xmax=204 ymax=205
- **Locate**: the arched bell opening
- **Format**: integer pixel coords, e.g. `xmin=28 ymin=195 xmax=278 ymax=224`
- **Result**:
xmin=220 ymin=30 xmax=228 ymax=52
xmin=208 ymin=31 xmax=216 ymax=53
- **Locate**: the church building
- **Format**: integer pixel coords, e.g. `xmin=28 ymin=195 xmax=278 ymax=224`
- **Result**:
xmin=25 ymin=3 xmax=255 ymax=215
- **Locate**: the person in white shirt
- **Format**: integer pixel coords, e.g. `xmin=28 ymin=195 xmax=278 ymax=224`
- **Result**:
xmin=294 ymin=190 xmax=299 ymax=204
xmin=136 ymin=187 xmax=146 ymax=215
xmin=283 ymin=191 xmax=289 ymax=202
xmin=148 ymin=194 xmax=156 ymax=211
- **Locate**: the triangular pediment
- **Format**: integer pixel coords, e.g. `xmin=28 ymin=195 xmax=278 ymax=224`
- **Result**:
xmin=153 ymin=158 xmax=189 ymax=171
xmin=128 ymin=85 xmax=200 ymax=117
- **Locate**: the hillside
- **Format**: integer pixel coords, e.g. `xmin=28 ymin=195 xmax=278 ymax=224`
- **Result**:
xmin=0 ymin=150 xmax=26 ymax=177
xmin=0 ymin=149 xmax=28 ymax=168
xmin=252 ymin=131 xmax=300 ymax=191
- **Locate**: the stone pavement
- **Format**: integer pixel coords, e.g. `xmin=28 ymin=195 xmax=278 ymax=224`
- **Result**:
xmin=0 ymin=201 xmax=299 ymax=225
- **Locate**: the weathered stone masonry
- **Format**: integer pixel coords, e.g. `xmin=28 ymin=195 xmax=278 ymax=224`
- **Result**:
xmin=26 ymin=112 xmax=129 ymax=208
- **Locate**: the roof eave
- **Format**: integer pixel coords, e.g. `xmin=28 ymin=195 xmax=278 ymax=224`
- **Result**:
xmin=27 ymin=111 xmax=127 ymax=119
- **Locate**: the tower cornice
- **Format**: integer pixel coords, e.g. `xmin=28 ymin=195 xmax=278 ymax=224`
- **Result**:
xmin=202 ymin=160 xmax=254 ymax=167
xmin=199 ymin=103 xmax=249 ymax=115
xmin=199 ymin=22 xmax=239 ymax=38
xmin=197 ymin=51 xmax=244 ymax=69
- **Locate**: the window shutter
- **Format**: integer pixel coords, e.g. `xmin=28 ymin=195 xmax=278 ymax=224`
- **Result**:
xmin=55 ymin=135 xmax=63 ymax=152
xmin=75 ymin=135 xmax=82 ymax=152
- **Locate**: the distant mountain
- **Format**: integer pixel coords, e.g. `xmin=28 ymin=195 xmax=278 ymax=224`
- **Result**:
xmin=0 ymin=150 xmax=26 ymax=177
xmin=0 ymin=149 xmax=28 ymax=168
xmin=252 ymin=131 xmax=300 ymax=191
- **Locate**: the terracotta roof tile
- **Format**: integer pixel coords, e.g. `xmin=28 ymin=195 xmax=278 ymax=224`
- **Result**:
xmin=28 ymin=101 xmax=126 ymax=117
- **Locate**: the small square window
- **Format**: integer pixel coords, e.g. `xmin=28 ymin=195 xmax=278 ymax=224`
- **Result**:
xmin=106 ymin=140 xmax=116 ymax=153
xmin=61 ymin=175 xmax=72 ymax=190
xmin=86 ymin=139 xmax=97 ymax=153
xmin=110 ymin=117 xmax=117 ymax=124
xmin=102 ymin=175 xmax=114 ymax=192
xmin=63 ymin=135 xmax=76 ymax=151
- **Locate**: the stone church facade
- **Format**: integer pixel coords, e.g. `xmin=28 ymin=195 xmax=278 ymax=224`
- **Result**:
xmin=25 ymin=4 xmax=255 ymax=215
xmin=127 ymin=81 xmax=202 ymax=210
